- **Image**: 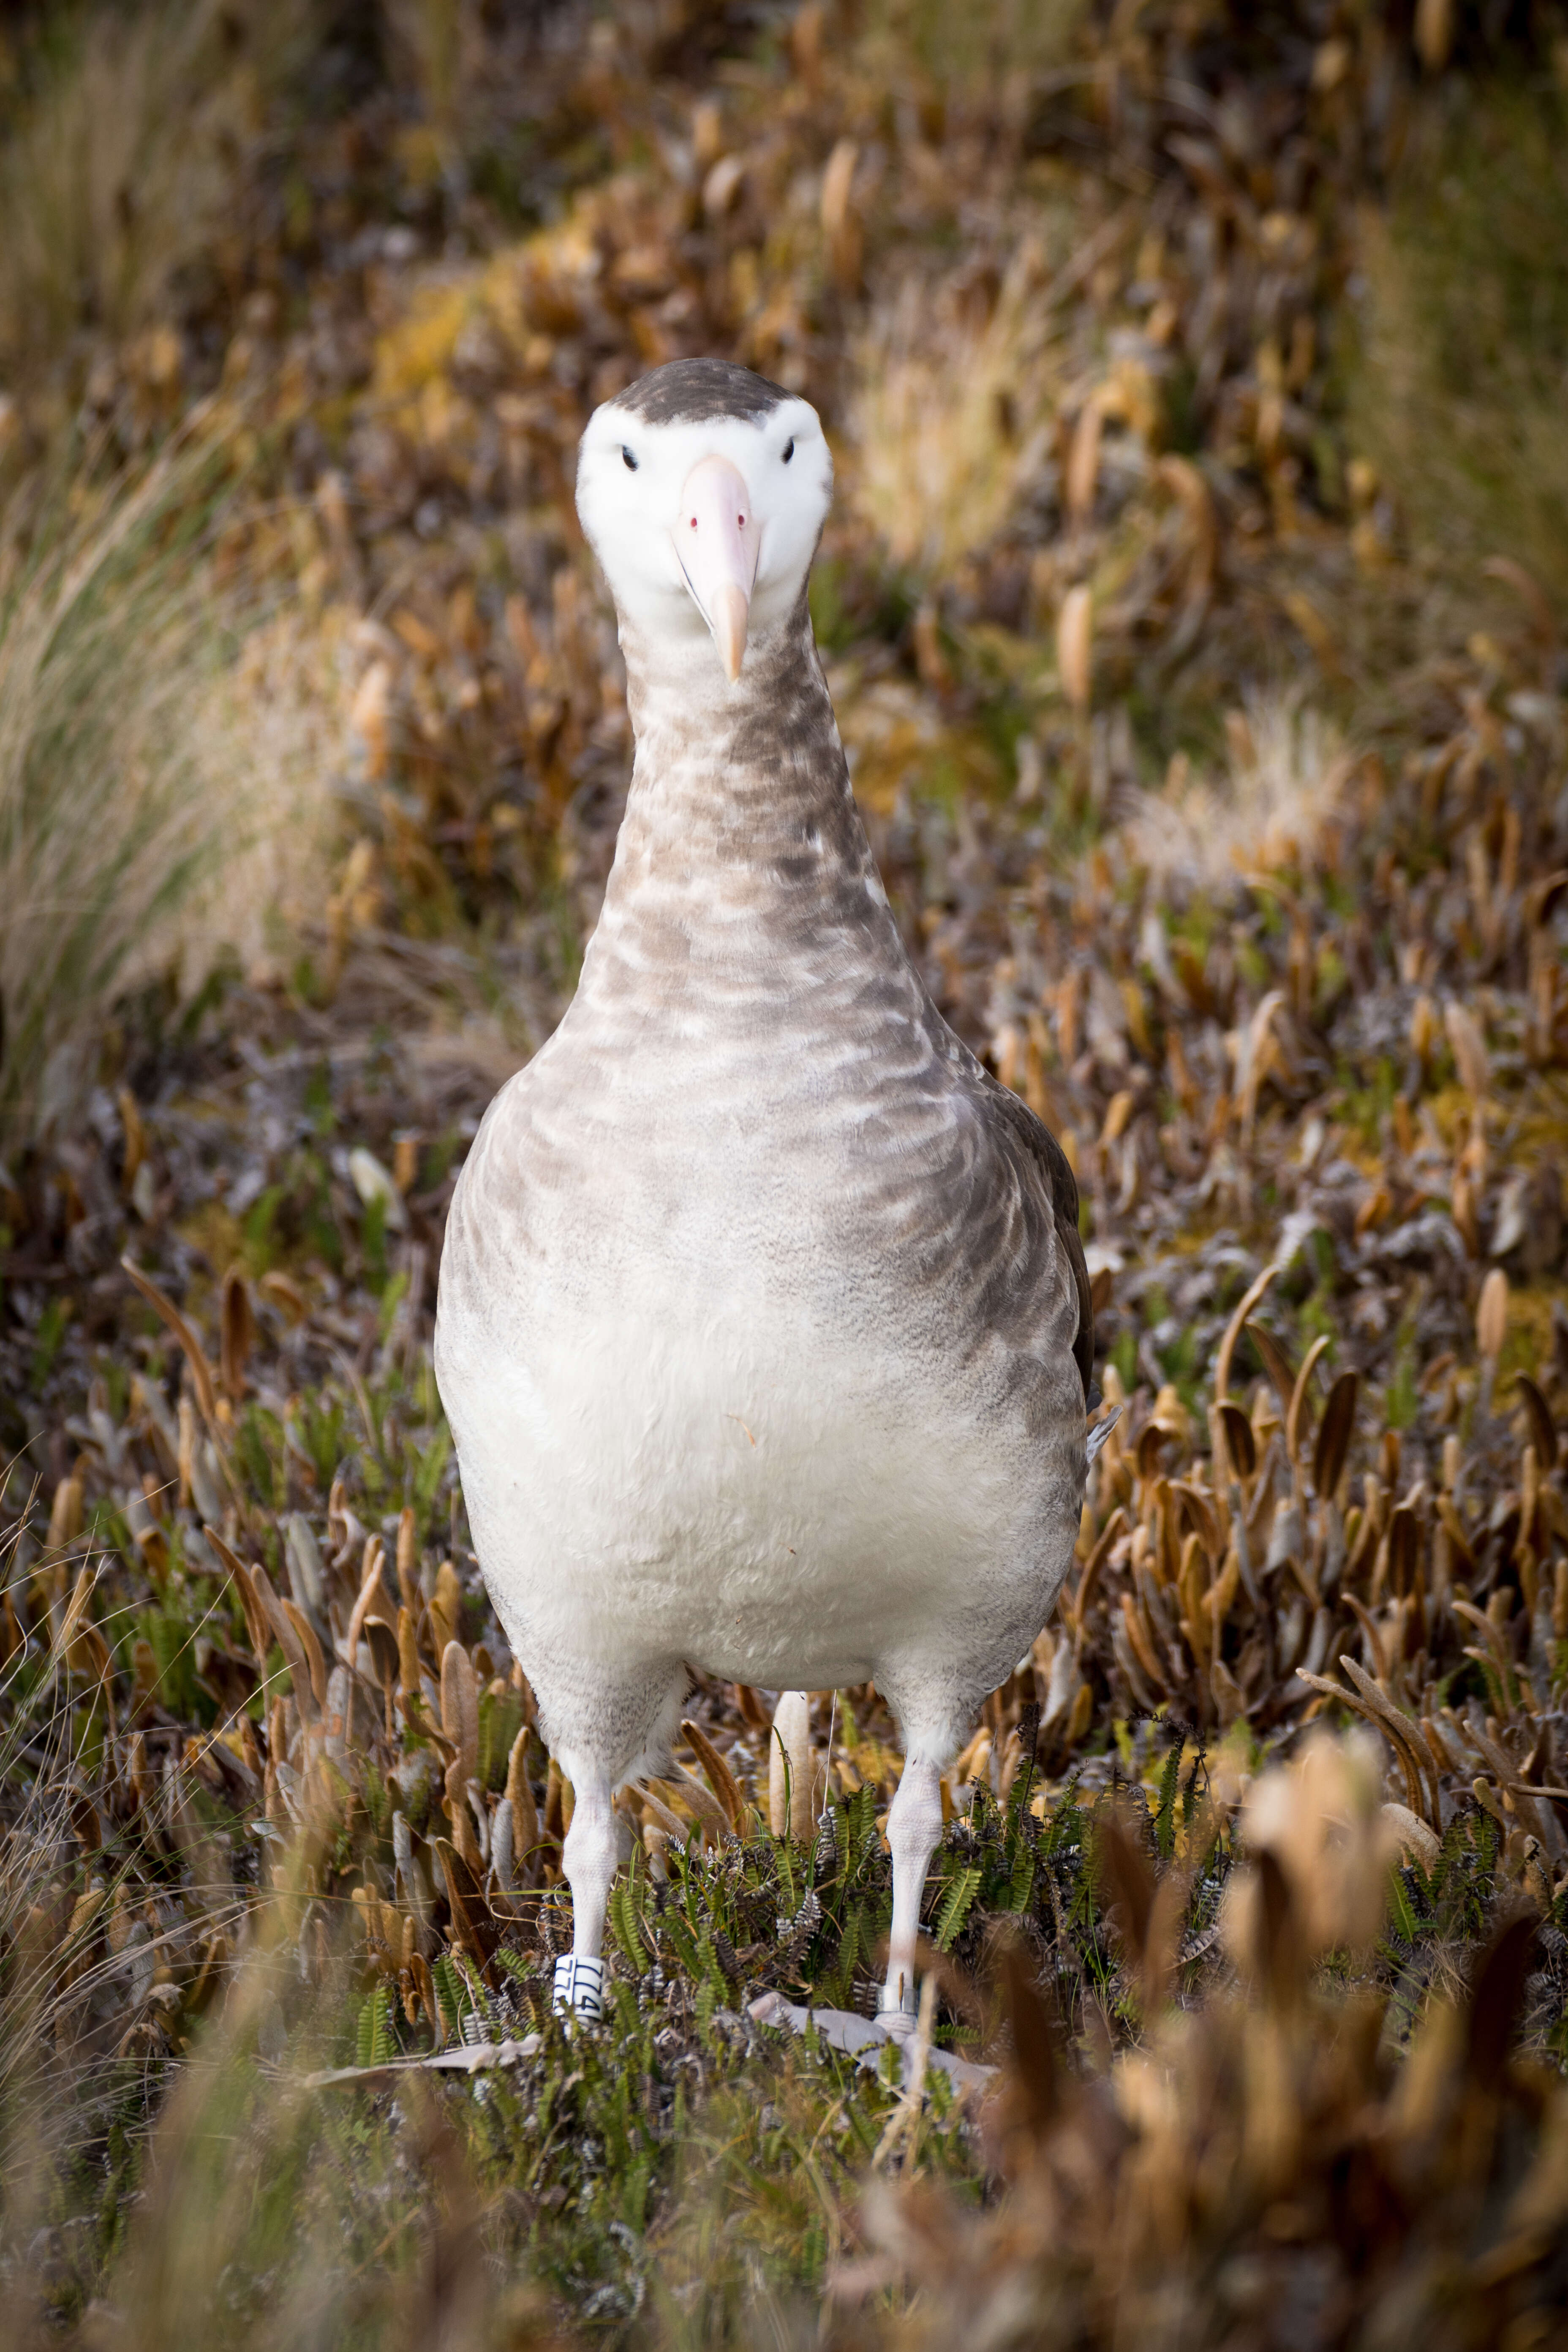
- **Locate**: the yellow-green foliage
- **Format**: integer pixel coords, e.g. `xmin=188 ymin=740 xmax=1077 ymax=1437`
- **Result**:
xmin=0 ymin=0 xmax=316 ymax=375
xmin=0 ymin=438 xmax=334 ymax=1143
xmin=1352 ymin=75 xmax=1568 ymax=601
xmin=865 ymin=0 xmax=1089 ymax=89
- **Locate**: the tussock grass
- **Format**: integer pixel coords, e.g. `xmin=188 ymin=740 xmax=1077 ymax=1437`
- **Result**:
xmin=0 ymin=434 xmax=336 ymax=1145
xmin=864 ymin=0 xmax=1089 ymax=90
xmin=1123 ymin=690 xmax=1353 ymax=888
xmin=0 ymin=0 xmax=316 ymax=377
xmin=1350 ymin=74 xmax=1568 ymax=606
xmin=0 ymin=1533 xmax=154 ymax=2257
xmin=847 ymin=240 xmax=1068 ymax=581
xmin=383 ymin=0 xmax=473 ymax=165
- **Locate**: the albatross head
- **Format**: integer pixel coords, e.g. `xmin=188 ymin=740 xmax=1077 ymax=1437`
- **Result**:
xmin=576 ymin=358 xmax=831 ymax=684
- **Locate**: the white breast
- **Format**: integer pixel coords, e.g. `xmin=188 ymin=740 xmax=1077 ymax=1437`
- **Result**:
xmin=438 ymin=1207 xmax=1049 ymax=1695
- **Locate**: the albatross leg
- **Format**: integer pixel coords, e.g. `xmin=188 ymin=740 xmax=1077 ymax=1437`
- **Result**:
xmin=545 ymin=1661 xmax=686 ymax=2021
xmin=878 ymin=1751 xmax=944 ymax=2034
xmin=554 ymin=1769 xmax=617 ymax=2021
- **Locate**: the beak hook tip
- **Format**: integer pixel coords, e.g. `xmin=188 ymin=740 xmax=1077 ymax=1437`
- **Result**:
xmin=712 ymin=581 xmax=749 ymax=683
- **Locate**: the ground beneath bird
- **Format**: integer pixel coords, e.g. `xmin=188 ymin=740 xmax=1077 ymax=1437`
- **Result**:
xmin=1 ymin=3 xmax=1568 ymax=2344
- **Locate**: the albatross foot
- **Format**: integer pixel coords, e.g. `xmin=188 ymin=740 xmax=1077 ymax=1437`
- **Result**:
xmin=747 ymin=1992 xmax=995 ymax=2094
xmin=874 ymin=1987 xmax=920 ymax=2040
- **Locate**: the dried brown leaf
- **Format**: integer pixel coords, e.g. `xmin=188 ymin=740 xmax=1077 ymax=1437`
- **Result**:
xmin=219 ymin=1262 xmax=254 ymax=1402
xmin=440 ymin=1639 xmax=479 ymax=1788
xmin=1313 ymin=1371 xmax=1359 ymax=1501
xmin=121 ymin=1254 xmax=220 ymax=1435
xmin=1056 ymin=583 xmax=1092 ymax=713
xmin=681 ymin=1717 xmax=744 ymax=1833
xmin=1215 ymin=1264 xmax=1278 ymax=1403
xmin=1513 ymin=1372 xmax=1556 ymax=1470
xmin=1476 ymin=1267 xmax=1509 ymax=1363
xmin=1445 ymin=1000 xmax=1491 ymax=1100
xmin=1217 ymin=1400 xmax=1258 ymax=1481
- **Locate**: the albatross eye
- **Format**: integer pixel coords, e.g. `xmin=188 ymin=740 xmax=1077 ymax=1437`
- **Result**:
xmin=782 ymin=438 xmax=795 ymax=463
xmin=621 ymin=446 xmax=638 ymax=471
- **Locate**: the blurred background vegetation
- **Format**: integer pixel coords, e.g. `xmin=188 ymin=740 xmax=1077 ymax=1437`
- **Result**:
xmin=2 ymin=2 xmax=1568 ymax=2345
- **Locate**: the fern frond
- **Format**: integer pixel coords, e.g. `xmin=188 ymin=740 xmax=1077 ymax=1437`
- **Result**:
xmin=935 ymin=1864 xmax=983 ymax=1951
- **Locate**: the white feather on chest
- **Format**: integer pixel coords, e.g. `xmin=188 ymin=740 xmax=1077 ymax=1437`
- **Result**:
xmin=436 ymin=977 xmax=1070 ymax=1696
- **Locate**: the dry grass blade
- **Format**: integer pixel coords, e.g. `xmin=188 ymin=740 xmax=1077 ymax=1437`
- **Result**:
xmin=433 ymin=1835 xmax=493 ymax=1971
xmin=345 ymin=1542 xmax=395 ymax=1665
xmin=1314 ymin=1370 xmax=1359 ymax=1498
xmin=1246 ymin=1315 xmax=1298 ymax=1421
xmin=654 ymin=1766 xmax=730 ymax=1847
xmin=1094 ymin=1809 xmax=1154 ymax=1976
xmin=364 ymin=1617 xmax=400 ymax=1691
xmin=121 ymin=1255 xmax=220 ymax=1432
xmin=1512 ymin=1372 xmax=1558 ymax=1470
xmin=219 ymin=1262 xmax=255 ymax=1402
xmin=1214 ymin=1265 xmax=1277 ymax=1402
xmin=681 ymin=1718 xmax=744 ymax=1833
xmin=1477 ymin=1267 xmax=1509 ymax=1363
xmin=634 ymin=1780 xmax=688 ymax=1846
xmin=1465 ymin=1914 xmax=1539 ymax=2092
xmin=505 ymin=1725 xmax=539 ymax=1872
xmin=1217 ymin=1399 xmax=1257 ymax=1480
xmin=1057 ymin=584 xmax=1093 ymax=713
xmin=250 ymin=1558 xmax=317 ymax=1725
xmin=1286 ymin=1333 xmax=1331 ymax=1466
xmin=280 ymin=1599 xmax=328 ymax=1713
xmin=998 ymin=1938 xmax=1060 ymax=2143
xmin=440 ymin=1640 xmax=479 ymax=1787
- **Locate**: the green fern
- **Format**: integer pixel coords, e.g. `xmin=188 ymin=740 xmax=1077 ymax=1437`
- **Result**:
xmin=660 ymin=1907 xmax=702 ymax=1979
xmin=1040 ymin=1774 xmax=1086 ymax=1859
xmin=1152 ymin=1741 xmax=1182 ymax=1859
xmin=1385 ymin=1866 xmax=1418 ymax=1951
xmin=611 ymin=1879 xmax=650 ymax=1971
xmin=935 ymin=1864 xmax=983 ymax=1952
xmin=432 ymin=1952 xmax=471 ymax=2036
xmin=493 ymin=1947 xmax=536 ymax=2018
xmin=695 ymin=1929 xmax=730 ymax=2006
xmin=355 ymin=1984 xmax=392 ymax=2067
xmin=847 ymin=1780 xmax=877 ymax=1846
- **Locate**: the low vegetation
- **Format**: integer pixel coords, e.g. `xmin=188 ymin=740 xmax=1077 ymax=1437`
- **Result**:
xmin=2 ymin=1 xmax=1567 ymax=2344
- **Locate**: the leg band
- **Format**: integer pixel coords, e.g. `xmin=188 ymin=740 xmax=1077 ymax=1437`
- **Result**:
xmin=875 ymin=1982 xmax=919 ymax=2026
xmin=552 ymin=1954 xmax=605 ymax=2020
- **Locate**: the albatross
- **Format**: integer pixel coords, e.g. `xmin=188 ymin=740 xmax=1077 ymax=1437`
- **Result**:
xmin=435 ymin=356 xmax=1093 ymax=2028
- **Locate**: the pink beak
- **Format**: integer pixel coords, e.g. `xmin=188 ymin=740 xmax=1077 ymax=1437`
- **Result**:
xmin=672 ymin=455 xmax=759 ymax=682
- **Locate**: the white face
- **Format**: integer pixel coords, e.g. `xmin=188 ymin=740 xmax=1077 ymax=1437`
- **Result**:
xmin=576 ymin=378 xmax=832 ymax=681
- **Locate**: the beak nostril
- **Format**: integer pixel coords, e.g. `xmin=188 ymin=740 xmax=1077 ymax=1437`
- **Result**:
xmin=673 ymin=453 xmax=754 ymax=678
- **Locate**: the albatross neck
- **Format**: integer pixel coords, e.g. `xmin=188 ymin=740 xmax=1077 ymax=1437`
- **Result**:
xmin=583 ymin=594 xmax=883 ymax=988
